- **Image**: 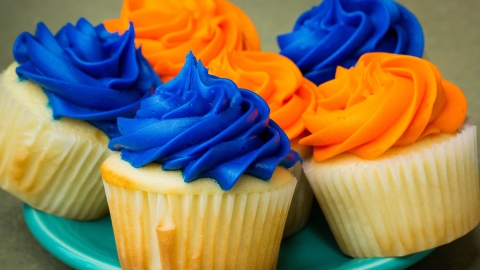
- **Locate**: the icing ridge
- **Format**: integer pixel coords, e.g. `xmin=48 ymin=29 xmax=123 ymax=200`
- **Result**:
xmin=109 ymin=52 xmax=299 ymax=190
xmin=300 ymin=53 xmax=467 ymax=161
xmin=104 ymin=0 xmax=261 ymax=83
xmin=13 ymin=18 xmax=161 ymax=138
xmin=278 ymin=0 xmax=424 ymax=85
xmin=208 ymin=50 xmax=317 ymax=140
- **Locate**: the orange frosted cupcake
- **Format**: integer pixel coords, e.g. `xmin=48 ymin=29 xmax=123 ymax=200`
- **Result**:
xmin=208 ymin=50 xmax=316 ymax=237
xmin=104 ymin=0 xmax=260 ymax=82
xmin=301 ymin=52 xmax=479 ymax=257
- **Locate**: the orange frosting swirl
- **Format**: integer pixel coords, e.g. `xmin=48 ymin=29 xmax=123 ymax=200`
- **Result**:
xmin=300 ymin=52 xmax=467 ymax=161
xmin=104 ymin=0 xmax=260 ymax=82
xmin=208 ymin=50 xmax=317 ymax=140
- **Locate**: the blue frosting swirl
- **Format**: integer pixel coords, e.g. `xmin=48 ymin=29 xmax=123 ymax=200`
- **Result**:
xmin=109 ymin=52 xmax=300 ymax=190
xmin=12 ymin=18 xmax=161 ymax=138
xmin=278 ymin=0 xmax=424 ymax=85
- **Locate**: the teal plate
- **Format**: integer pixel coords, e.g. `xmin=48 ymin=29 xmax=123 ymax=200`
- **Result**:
xmin=23 ymin=203 xmax=434 ymax=270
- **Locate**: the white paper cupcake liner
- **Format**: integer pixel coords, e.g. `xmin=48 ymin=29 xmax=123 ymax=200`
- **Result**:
xmin=103 ymin=178 xmax=296 ymax=269
xmin=282 ymin=139 xmax=314 ymax=238
xmin=0 ymin=63 xmax=111 ymax=220
xmin=304 ymin=124 xmax=479 ymax=257
xmin=283 ymin=160 xmax=314 ymax=237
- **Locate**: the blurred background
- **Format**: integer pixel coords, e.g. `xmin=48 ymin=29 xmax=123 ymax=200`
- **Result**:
xmin=0 ymin=0 xmax=479 ymax=269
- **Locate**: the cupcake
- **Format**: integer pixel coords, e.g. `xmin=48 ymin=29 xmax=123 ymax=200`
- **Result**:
xmin=300 ymin=52 xmax=479 ymax=257
xmin=0 ymin=19 xmax=160 ymax=220
xmin=278 ymin=0 xmax=424 ymax=85
xmin=208 ymin=50 xmax=316 ymax=237
xmin=101 ymin=52 xmax=299 ymax=269
xmin=104 ymin=0 xmax=260 ymax=82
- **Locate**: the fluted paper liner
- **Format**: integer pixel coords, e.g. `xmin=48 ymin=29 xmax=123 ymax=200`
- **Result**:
xmin=284 ymin=159 xmax=313 ymax=237
xmin=101 ymin=154 xmax=297 ymax=270
xmin=0 ymin=63 xmax=110 ymax=220
xmin=282 ymin=137 xmax=314 ymax=238
xmin=304 ymin=124 xmax=480 ymax=257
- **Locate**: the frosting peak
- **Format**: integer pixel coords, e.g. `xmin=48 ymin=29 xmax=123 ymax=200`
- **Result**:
xmin=104 ymin=0 xmax=260 ymax=83
xmin=278 ymin=0 xmax=424 ymax=85
xmin=300 ymin=53 xmax=467 ymax=161
xmin=109 ymin=52 xmax=299 ymax=190
xmin=208 ymin=50 xmax=317 ymax=140
xmin=13 ymin=18 xmax=161 ymax=138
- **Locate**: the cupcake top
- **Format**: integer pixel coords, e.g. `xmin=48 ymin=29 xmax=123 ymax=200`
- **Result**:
xmin=208 ymin=50 xmax=317 ymax=140
xmin=13 ymin=18 xmax=161 ymax=138
xmin=278 ymin=0 xmax=424 ymax=85
xmin=300 ymin=52 xmax=467 ymax=161
xmin=109 ymin=52 xmax=299 ymax=190
xmin=104 ymin=0 xmax=260 ymax=83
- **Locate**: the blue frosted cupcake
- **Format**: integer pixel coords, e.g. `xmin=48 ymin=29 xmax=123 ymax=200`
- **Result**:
xmin=278 ymin=0 xmax=424 ymax=85
xmin=101 ymin=52 xmax=299 ymax=269
xmin=0 ymin=18 xmax=160 ymax=220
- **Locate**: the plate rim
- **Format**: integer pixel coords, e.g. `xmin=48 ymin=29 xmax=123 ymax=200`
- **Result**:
xmin=23 ymin=204 xmax=120 ymax=270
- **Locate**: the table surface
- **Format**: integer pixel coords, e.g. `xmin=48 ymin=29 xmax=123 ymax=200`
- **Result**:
xmin=1 ymin=0 xmax=479 ymax=269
